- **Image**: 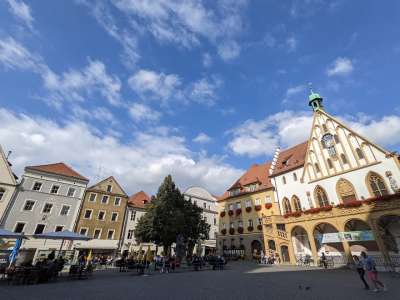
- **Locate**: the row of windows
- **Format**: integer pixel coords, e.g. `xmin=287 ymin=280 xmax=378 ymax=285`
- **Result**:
xmin=313 ymin=148 xmax=365 ymax=174
xmin=22 ymin=200 xmax=71 ymax=216
xmin=226 ymin=196 xmax=272 ymax=211
xmin=83 ymin=209 xmax=119 ymax=222
xmin=222 ymin=218 xmax=262 ymax=229
xmin=31 ymin=181 xmax=77 ymax=197
xmin=88 ymin=193 xmax=121 ymax=206
xmin=79 ymin=227 xmax=115 ymax=239
xmin=14 ymin=222 xmax=64 ymax=234
xmin=282 ymin=171 xmax=389 ymax=213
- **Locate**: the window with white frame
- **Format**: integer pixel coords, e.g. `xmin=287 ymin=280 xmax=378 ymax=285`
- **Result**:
xmin=248 ymin=219 xmax=253 ymax=227
xmin=101 ymin=195 xmax=109 ymax=204
xmin=222 ymin=223 xmax=226 ymax=229
xmin=238 ymin=220 xmax=243 ymax=227
xmin=229 ymin=204 xmax=234 ymax=211
xmin=55 ymin=225 xmax=64 ymax=232
xmin=130 ymin=211 xmax=136 ymax=221
xmin=98 ymin=210 xmax=105 ymax=220
xmin=14 ymin=222 xmax=25 ymax=233
xmin=203 ymin=202 xmax=206 ymax=209
xmin=257 ymin=218 xmax=262 ymax=225
xmin=32 ymin=182 xmax=42 ymax=191
xmin=293 ymin=173 xmax=298 ymax=181
xmin=255 ymin=198 xmax=261 ymax=205
xmin=230 ymin=222 xmax=234 ymax=228
xmin=83 ymin=209 xmax=92 ymax=219
xmin=214 ymin=218 xmax=216 ymax=225
xmin=127 ymin=230 xmax=134 ymax=239
xmin=245 ymin=199 xmax=251 ymax=208
xmin=111 ymin=212 xmax=118 ymax=222
xmin=50 ymin=185 xmax=60 ymax=194
xmin=236 ymin=202 xmax=241 ymax=209
xmin=265 ymin=196 xmax=272 ymax=204
xmin=89 ymin=193 xmax=97 ymax=202
xmin=23 ymin=200 xmax=35 ymax=211
xmin=93 ymin=229 xmax=102 ymax=239
xmin=67 ymin=187 xmax=76 ymax=197
xmin=34 ymin=224 xmax=46 ymax=234
xmin=114 ymin=197 xmax=121 ymax=206
xmin=42 ymin=203 xmax=53 ymax=214
xmin=79 ymin=227 xmax=88 ymax=236
xmin=106 ymin=185 xmax=112 ymax=192
xmin=107 ymin=229 xmax=115 ymax=239
xmin=60 ymin=205 xmax=70 ymax=216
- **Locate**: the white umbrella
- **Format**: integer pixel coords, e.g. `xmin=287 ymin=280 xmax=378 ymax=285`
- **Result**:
xmin=33 ymin=230 xmax=91 ymax=257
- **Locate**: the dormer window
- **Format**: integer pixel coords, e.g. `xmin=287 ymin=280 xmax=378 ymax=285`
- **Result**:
xmin=229 ymin=188 xmax=240 ymax=196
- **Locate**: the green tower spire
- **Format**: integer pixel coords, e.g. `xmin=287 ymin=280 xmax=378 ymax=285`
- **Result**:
xmin=308 ymin=83 xmax=323 ymax=112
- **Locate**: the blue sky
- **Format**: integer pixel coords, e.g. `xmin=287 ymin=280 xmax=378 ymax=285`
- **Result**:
xmin=1 ymin=0 xmax=400 ymax=195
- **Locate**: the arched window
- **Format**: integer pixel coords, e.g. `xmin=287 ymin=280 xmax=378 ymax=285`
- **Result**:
xmin=334 ymin=134 xmax=340 ymax=144
xmin=314 ymin=186 xmax=329 ymax=207
xmin=314 ymin=163 xmax=321 ymax=173
xmin=340 ymin=154 xmax=348 ymax=164
xmin=282 ymin=176 xmax=286 ymax=184
xmin=282 ymin=197 xmax=292 ymax=214
xmin=327 ymin=158 xmax=333 ymax=169
xmin=291 ymin=195 xmax=302 ymax=212
xmin=322 ymin=124 xmax=328 ymax=132
xmin=0 ymin=188 xmax=5 ymax=201
xmin=356 ymin=148 xmax=364 ymax=159
xmin=293 ymin=173 xmax=298 ymax=181
xmin=367 ymin=172 xmax=388 ymax=197
xmin=336 ymin=178 xmax=357 ymax=203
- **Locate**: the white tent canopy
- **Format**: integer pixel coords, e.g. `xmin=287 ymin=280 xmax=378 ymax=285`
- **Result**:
xmin=32 ymin=230 xmax=91 ymax=241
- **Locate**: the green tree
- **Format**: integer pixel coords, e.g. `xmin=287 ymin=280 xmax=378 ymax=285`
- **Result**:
xmin=134 ymin=175 xmax=210 ymax=255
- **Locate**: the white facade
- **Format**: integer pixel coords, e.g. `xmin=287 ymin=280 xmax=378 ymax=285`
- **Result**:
xmin=0 ymin=145 xmax=17 ymax=224
xmin=3 ymin=166 xmax=88 ymax=260
xmin=121 ymin=205 xmax=147 ymax=252
xmin=184 ymin=186 xmax=218 ymax=253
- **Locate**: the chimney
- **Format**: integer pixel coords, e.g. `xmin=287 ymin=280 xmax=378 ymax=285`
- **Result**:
xmin=269 ymin=147 xmax=281 ymax=175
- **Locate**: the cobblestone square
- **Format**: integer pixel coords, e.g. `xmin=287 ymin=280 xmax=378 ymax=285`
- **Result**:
xmin=1 ymin=263 xmax=398 ymax=300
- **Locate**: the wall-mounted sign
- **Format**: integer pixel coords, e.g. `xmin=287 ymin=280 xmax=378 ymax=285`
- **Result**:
xmin=321 ymin=231 xmax=374 ymax=244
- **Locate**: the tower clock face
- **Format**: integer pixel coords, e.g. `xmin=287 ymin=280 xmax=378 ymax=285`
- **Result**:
xmin=321 ymin=133 xmax=334 ymax=148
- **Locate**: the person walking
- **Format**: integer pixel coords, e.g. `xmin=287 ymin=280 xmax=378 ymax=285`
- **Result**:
xmin=353 ymin=255 xmax=369 ymax=290
xmin=320 ymin=252 xmax=328 ymax=269
xmin=360 ymin=251 xmax=387 ymax=292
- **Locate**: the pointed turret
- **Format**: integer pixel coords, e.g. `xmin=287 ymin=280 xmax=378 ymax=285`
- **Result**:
xmin=308 ymin=83 xmax=323 ymax=111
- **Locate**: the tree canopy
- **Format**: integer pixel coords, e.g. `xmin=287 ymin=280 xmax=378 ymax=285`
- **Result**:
xmin=134 ymin=175 xmax=210 ymax=254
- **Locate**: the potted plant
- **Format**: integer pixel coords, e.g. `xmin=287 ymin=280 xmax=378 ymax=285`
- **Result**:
xmin=247 ymin=226 xmax=254 ymax=232
xmin=265 ymin=203 xmax=272 ymax=209
xmin=221 ymin=228 xmax=227 ymax=235
xmin=237 ymin=227 xmax=244 ymax=234
xmin=245 ymin=206 xmax=252 ymax=213
xmin=236 ymin=208 xmax=242 ymax=216
xmin=255 ymin=205 xmax=262 ymax=211
xmin=257 ymin=224 xmax=263 ymax=231
xmin=228 ymin=210 xmax=234 ymax=216
xmin=220 ymin=211 xmax=226 ymax=217
xmin=229 ymin=228 xmax=235 ymax=235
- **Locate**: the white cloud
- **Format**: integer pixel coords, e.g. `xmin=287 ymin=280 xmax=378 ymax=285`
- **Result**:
xmin=128 ymin=69 xmax=182 ymax=102
xmin=286 ymin=36 xmax=297 ymax=52
xmin=218 ymin=40 xmax=241 ymax=61
xmin=6 ymin=0 xmax=34 ymax=30
xmin=129 ymin=103 xmax=161 ymax=122
xmin=193 ymin=133 xmax=212 ymax=144
xmin=0 ymin=107 xmax=242 ymax=195
xmin=282 ymin=84 xmax=306 ymax=104
xmin=0 ymin=37 xmax=122 ymax=107
xmin=228 ymin=111 xmax=312 ymax=157
xmin=188 ymin=77 xmax=221 ymax=106
xmin=202 ymin=52 xmax=212 ymax=68
xmin=327 ymin=57 xmax=354 ymax=76
xmin=80 ymin=0 xmax=248 ymax=61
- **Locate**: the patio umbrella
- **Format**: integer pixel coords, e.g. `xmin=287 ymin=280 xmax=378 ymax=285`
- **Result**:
xmin=8 ymin=238 xmax=22 ymax=267
xmin=33 ymin=230 xmax=91 ymax=257
xmin=0 ymin=228 xmax=27 ymax=239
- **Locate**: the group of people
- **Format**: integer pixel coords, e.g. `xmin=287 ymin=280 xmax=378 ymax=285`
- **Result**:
xmin=353 ymin=251 xmax=387 ymax=292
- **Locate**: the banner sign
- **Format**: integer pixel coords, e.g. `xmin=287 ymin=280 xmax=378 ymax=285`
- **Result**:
xmin=321 ymin=231 xmax=375 ymax=244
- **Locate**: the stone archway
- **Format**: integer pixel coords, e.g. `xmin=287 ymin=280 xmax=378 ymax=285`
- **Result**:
xmin=377 ymin=215 xmax=400 ymax=255
xmin=344 ymin=218 xmax=379 ymax=255
xmin=280 ymin=245 xmax=290 ymax=263
xmin=313 ymin=222 xmax=344 ymax=258
xmin=251 ymin=240 xmax=262 ymax=255
xmin=291 ymin=226 xmax=312 ymax=260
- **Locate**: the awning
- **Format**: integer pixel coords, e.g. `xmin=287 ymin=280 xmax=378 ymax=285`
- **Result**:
xmin=0 ymin=229 xmax=28 ymax=239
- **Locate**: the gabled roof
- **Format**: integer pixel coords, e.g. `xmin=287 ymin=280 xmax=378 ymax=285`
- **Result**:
xmin=25 ymin=162 xmax=89 ymax=181
xmin=270 ymin=141 xmax=308 ymax=177
xmin=128 ymin=191 xmax=151 ymax=208
xmin=0 ymin=145 xmax=17 ymax=185
xmin=87 ymin=176 xmax=128 ymax=196
xmin=219 ymin=162 xmax=273 ymax=201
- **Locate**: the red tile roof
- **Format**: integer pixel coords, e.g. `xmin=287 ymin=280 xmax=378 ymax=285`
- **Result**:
xmin=218 ymin=162 xmax=273 ymax=202
xmin=128 ymin=191 xmax=151 ymax=208
xmin=270 ymin=141 xmax=308 ymax=177
xmin=26 ymin=162 xmax=89 ymax=181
